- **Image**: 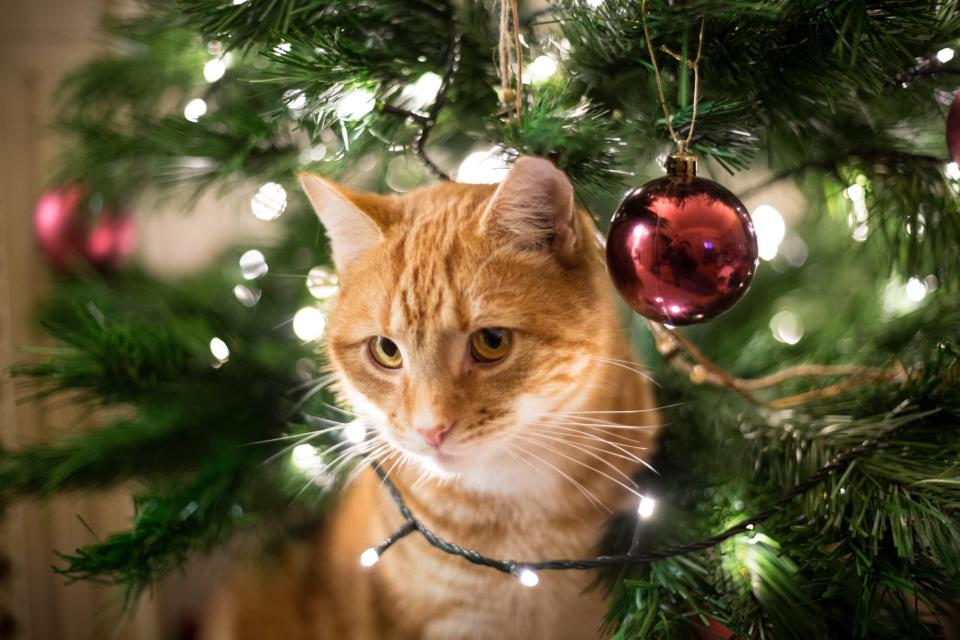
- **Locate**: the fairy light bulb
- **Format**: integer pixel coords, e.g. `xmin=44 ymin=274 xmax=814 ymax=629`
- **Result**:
xmin=239 ymin=249 xmax=268 ymax=279
xmin=637 ymin=496 xmax=656 ymax=519
xmin=250 ymin=182 xmax=288 ymax=221
xmin=360 ymin=548 xmax=380 ymax=567
xmin=209 ymin=337 xmax=230 ymax=362
xmin=203 ymin=58 xmax=226 ymax=82
xmin=518 ymin=568 xmax=539 ymax=587
xmin=292 ymin=307 xmax=326 ymax=341
xmin=183 ymin=98 xmax=207 ymax=122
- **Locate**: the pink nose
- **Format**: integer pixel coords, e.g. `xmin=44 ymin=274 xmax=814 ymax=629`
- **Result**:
xmin=417 ymin=424 xmax=452 ymax=449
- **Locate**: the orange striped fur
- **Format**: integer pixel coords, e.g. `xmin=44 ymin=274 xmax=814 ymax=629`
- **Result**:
xmin=203 ymin=158 xmax=658 ymax=639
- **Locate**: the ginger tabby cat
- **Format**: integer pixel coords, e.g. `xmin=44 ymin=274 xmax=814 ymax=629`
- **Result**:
xmin=203 ymin=157 xmax=659 ymax=639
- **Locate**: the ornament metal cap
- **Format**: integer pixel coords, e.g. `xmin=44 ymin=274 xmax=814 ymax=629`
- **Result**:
xmin=666 ymin=151 xmax=697 ymax=179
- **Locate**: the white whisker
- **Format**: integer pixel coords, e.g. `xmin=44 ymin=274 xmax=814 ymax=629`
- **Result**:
xmin=587 ymin=355 xmax=660 ymax=387
xmin=526 ymin=425 xmax=646 ymax=463
xmin=514 ymin=433 xmax=644 ymax=497
xmin=515 ymin=432 xmax=641 ymax=492
xmin=505 ymin=444 xmax=609 ymax=513
xmin=531 ymin=422 xmax=650 ymax=450
xmin=550 ymin=402 xmax=681 ymax=416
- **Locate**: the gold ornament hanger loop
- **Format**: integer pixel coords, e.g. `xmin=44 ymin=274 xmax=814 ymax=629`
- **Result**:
xmin=641 ymin=0 xmax=705 ymax=153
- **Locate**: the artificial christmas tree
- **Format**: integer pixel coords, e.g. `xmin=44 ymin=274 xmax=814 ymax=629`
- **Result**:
xmin=3 ymin=0 xmax=960 ymax=637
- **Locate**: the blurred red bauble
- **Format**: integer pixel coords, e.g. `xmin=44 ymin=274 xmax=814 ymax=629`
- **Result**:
xmin=33 ymin=184 xmax=135 ymax=272
xmin=606 ymin=153 xmax=758 ymax=325
xmin=948 ymin=92 xmax=960 ymax=164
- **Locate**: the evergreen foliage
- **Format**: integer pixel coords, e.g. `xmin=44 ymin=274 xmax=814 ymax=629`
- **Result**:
xmin=5 ymin=0 xmax=960 ymax=636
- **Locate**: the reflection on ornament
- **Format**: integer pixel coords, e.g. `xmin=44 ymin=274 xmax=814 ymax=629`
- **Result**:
xmin=239 ymin=249 xmax=268 ymax=279
xmin=306 ymin=266 xmax=339 ymax=299
xmin=292 ymin=306 xmax=326 ymax=341
xmin=251 ymin=182 xmax=287 ymax=220
xmin=606 ymin=153 xmax=758 ymax=325
xmin=844 ymin=180 xmax=869 ymax=242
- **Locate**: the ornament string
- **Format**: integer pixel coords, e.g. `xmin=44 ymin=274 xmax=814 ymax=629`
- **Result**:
xmin=362 ymin=414 xmax=919 ymax=578
xmin=641 ymin=0 xmax=705 ymax=152
xmin=497 ymin=0 xmax=523 ymax=123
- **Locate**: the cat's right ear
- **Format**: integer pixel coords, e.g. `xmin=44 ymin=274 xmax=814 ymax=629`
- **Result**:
xmin=298 ymin=174 xmax=385 ymax=272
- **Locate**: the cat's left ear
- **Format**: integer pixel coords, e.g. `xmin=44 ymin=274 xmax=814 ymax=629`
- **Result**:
xmin=480 ymin=156 xmax=579 ymax=263
xmin=298 ymin=174 xmax=390 ymax=273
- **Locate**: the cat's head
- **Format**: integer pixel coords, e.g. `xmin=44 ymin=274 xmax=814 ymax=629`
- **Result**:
xmin=300 ymin=157 xmax=623 ymax=491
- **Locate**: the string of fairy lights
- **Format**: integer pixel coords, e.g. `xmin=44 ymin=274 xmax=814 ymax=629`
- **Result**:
xmin=352 ymin=418 xmax=916 ymax=587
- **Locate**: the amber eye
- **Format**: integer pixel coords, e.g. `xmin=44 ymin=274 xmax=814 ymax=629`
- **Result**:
xmin=369 ymin=336 xmax=403 ymax=369
xmin=470 ymin=328 xmax=512 ymax=363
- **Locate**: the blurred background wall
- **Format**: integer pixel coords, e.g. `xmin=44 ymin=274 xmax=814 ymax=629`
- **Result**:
xmin=0 ymin=1 xmax=275 ymax=638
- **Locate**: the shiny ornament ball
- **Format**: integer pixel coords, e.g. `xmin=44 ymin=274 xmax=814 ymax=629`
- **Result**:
xmin=33 ymin=185 xmax=135 ymax=272
xmin=947 ymin=92 xmax=960 ymax=164
xmin=606 ymin=154 xmax=758 ymax=325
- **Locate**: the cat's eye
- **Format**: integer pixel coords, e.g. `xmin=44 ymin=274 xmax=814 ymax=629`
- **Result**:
xmin=369 ymin=336 xmax=403 ymax=369
xmin=469 ymin=328 xmax=512 ymax=363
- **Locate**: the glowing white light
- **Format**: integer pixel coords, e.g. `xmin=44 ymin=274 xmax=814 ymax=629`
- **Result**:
xmin=209 ymin=337 xmax=230 ymax=362
xmin=752 ymin=204 xmax=786 ymax=261
xmin=292 ymin=306 xmax=326 ymax=341
xmin=233 ymin=284 xmax=261 ymax=307
xmin=239 ymin=249 xmax=268 ymax=279
xmin=883 ymin=276 xmax=923 ymax=316
xmin=946 ymin=162 xmax=960 ymax=180
xmin=905 ymin=277 xmax=928 ymax=302
xmin=291 ymin=443 xmax=322 ymax=471
xmin=518 ymin=569 xmax=540 ymax=587
xmin=274 ymin=41 xmax=291 ymax=56
xmin=285 ymin=89 xmax=307 ymax=113
xmin=780 ymin=235 xmax=808 ymax=268
xmin=586 ymin=0 xmax=605 ymax=7
xmin=336 ymin=89 xmax=376 ymax=121
xmin=937 ymin=47 xmax=955 ymax=63
xmin=250 ymin=182 xmax=288 ymax=220
xmin=344 ymin=420 xmax=366 ymax=444
xmin=637 ymin=496 xmax=656 ymax=519
xmin=845 ymin=181 xmax=869 ymax=242
xmin=203 ymin=58 xmax=226 ymax=82
xmin=456 ymin=147 xmax=509 ymax=184
xmin=306 ymin=266 xmax=339 ymax=299
xmin=232 ymin=0 xmax=248 ymax=5
xmin=401 ymin=72 xmax=443 ymax=110
xmin=527 ymin=55 xmax=559 ymax=83
xmin=770 ymin=310 xmax=803 ymax=345
xmin=183 ymin=98 xmax=208 ymax=122
xmin=359 ymin=548 xmax=380 ymax=567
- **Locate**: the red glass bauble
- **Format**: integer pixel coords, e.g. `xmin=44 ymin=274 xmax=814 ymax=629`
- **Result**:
xmin=606 ymin=154 xmax=758 ymax=325
xmin=948 ymin=92 xmax=960 ymax=164
xmin=33 ymin=185 xmax=135 ymax=272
